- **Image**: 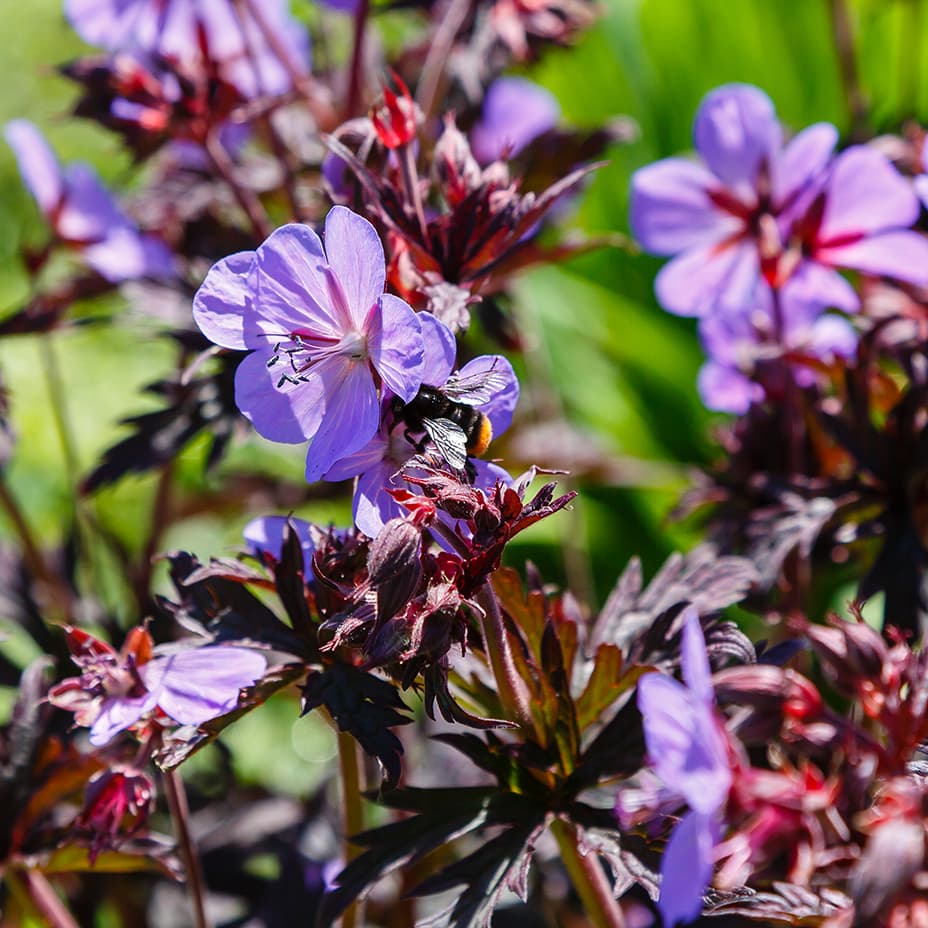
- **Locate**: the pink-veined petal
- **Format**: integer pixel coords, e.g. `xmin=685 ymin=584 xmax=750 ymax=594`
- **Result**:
xmin=4 ymin=119 xmax=63 ymax=217
xmin=658 ymin=811 xmax=718 ymax=927
xmin=817 ymin=230 xmax=928 ymax=288
xmin=323 ymin=206 xmax=386 ymax=330
xmin=655 ymin=240 xmax=758 ymax=317
xmin=819 ymin=147 xmax=920 ymax=241
xmin=89 ymin=691 xmax=159 ymax=746
xmin=234 ymin=348 xmax=318 ymax=443
xmin=142 ymin=647 xmax=266 ymax=726
xmin=693 ymin=84 xmax=780 ymax=191
xmin=304 ymin=359 xmax=380 ymax=482
xmin=193 ymin=251 xmax=255 ymax=350
xmin=630 ymin=157 xmax=741 ymax=256
xmin=251 ymin=223 xmax=344 ymax=344
xmin=368 ymin=294 xmax=424 ymax=403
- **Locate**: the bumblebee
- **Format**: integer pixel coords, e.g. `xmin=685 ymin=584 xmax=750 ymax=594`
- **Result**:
xmin=393 ymin=367 xmax=508 ymax=471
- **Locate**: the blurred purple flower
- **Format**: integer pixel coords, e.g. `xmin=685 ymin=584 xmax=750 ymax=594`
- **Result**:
xmin=636 ymin=606 xmax=732 ymax=926
xmin=632 ymin=84 xmax=928 ymax=318
xmin=324 ymin=313 xmax=517 ymax=537
xmin=631 ymin=84 xmax=835 ymax=316
xmin=470 ymin=76 xmax=559 ymax=164
xmin=65 ymin=0 xmax=310 ymax=99
xmin=697 ymin=280 xmax=857 ymax=414
xmin=49 ymin=627 xmax=266 ymax=746
xmin=193 ymin=207 xmax=425 ymax=481
xmin=244 ymin=514 xmax=316 ymax=576
xmin=916 ymin=136 xmax=928 ymax=210
xmin=4 ymin=119 xmax=175 ymax=282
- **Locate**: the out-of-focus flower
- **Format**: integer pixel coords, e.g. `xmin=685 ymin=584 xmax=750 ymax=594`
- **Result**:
xmin=636 ymin=606 xmax=732 ymax=926
xmin=914 ymin=136 xmax=928 ymax=210
xmin=48 ymin=626 xmax=266 ymax=746
xmin=324 ymin=313 xmax=517 ymax=537
xmin=470 ymin=76 xmax=559 ymax=164
xmin=630 ymin=84 xmax=837 ymax=317
xmin=4 ymin=119 xmax=175 ymax=282
xmin=64 ymin=0 xmax=311 ymax=99
xmin=698 ymin=280 xmax=856 ymax=414
xmin=632 ymin=84 xmax=928 ymax=318
xmin=75 ymin=765 xmax=154 ymax=863
xmin=193 ymin=207 xmax=425 ymax=481
xmin=244 ymin=514 xmax=316 ymax=566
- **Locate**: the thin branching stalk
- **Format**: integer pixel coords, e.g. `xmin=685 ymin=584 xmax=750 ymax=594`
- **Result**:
xmin=415 ymin=0 xmax=472 ymax=121
xmin=829 ymin=0 xmax=869 ymax=139
xmin=549 ymin=818 xmax=626 ymax=928
xmin=163 ymin=767 xmax=212 ymax=928
xmin=337 ymin=729 xmax=365 ymax=928
xmin=345 ymin=0 xmax=371 ymax=120
xmin=206 ymin=131 xmax=272 ymax=241
xmin=20 ymin=870 xmax=80 ymax=928
xmin=398 ymin=143 xmax=429 ymax=245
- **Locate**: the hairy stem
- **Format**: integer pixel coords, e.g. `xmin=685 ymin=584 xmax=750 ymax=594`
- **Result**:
xmin=475 ymin=580 xmax=535 ymax=733
xmin=337 ymin=729 xmax=365 ymax=928
xmin=549 ymin=818 xmax=626 ymax=928
xmin=163 ymin=767 xmax=211 ymax=928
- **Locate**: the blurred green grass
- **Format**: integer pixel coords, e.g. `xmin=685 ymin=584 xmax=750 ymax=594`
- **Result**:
xmin=0 ymin=0 xmax=923 ymax=610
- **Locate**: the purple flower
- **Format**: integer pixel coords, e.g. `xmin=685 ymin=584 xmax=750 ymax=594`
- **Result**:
xmin=470 ymin=77 xmax=559 ymax=164
xmin=244 ymin=514 xmax=318 ymax=579
xmin=631 ymin=84 xmax=928 ymax=317
xmin=636 ymin=607 xmax=732 ymax=926
xmin=697 ymin=280 xmax=857 ymax=414
xmin=193 ymin=207 xmax=425 ymax=481
xmin=48 ymin=626 xmax=266 ymax=746
xmin=65 ymin=0 xmax=310 ymax=99
xmin=4 ymin=120 xmax=175 ymax=282
xmin=916 ymin=136 xmax=928 ymax=211
xmin=324 ymin=313 xmax=517 ymax=537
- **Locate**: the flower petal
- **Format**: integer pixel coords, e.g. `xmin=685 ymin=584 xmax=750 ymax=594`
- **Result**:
xmin=304 ymin=359 xmax=380 ymax=482
xmin=251 ymin=223 xmax=344 ymax=344
xmin=771 ymin=122 xmax=837 ymax=212
xmin=368 ymin=294 xmax=424 ymax=403
xmin=89 ymin=691 xmax=159 ymax=746
xmin=697 ymin=362 xmax=760 ymax=414
xmin=193 ymin=251 xmax=256 ymax=350
xmin=243 ymin=515 xmax=315 ymax=572
xmin=84 ymin=227 xmax=175 ymax=282
xmin=419 ymin=312 xmax=457 ymax=388
xmin=4 ymin=119 xmax=63 ymax=216
xmin=58 ymin=164 xmax=127 ymax=243
xmin=324 ymin=428 xmax=390 ymax=482
xmin=457 ymin=354 xmax=519 ymax=436
xmin=680 ymin=607 xmax=713 ymax=704
xmin=655 ymin=240 xmax=758 ymax=317
xmin=693 ymin=84 xmax=780 ymax=191
xmin=470 ymin=76 xmax=560 ymax=164
xmin=819 ymin=147 xmax=919 ymax=241
xmin=630 ymin=158 xmax=741 ymax=256
xmin=143 ymin=647 xmax=266 ymax=726
xmin=322 ymin=206 xmax=387 ymax=330
xmin=353 ymin=460 xmax=404 ymax=538
xmin=817 ymin=230 xmax=928 ymax=288
xmin=783 ymin=260 xmax=860 ymax=314
xmin=658 ymin=811 xmax=717 ymax=927
xmin=234 ymin=349 xmax=318 ymax=443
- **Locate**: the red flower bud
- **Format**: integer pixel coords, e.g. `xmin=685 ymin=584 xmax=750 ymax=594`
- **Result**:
xmin=371 ymin=72 xmax=417 ymax=150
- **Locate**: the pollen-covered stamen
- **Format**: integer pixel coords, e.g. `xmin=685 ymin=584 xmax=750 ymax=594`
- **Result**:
xmin=261 ymin=326 xmax=371 ymax=391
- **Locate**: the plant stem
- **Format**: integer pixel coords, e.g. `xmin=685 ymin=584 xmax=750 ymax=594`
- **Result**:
xmin=475 ymin=580 xmax=535 ymax=733
xmin=415 ymin=0 xmax=471 ymax=121
xmin=345 ymin=0 xmax=371 ymax=120
xmin=336 ymin=729 xmax=364 ymax=928
xmin=828 ymin=0 xmax=868 ymax=140
xmin=206 ymin=131 xmax=272 ymax=241
xmin=398 ymin=142 xmax=429 ymax=244
xmin=549 ymin=817 xmax=626 ymax=928
xmin=163 ymin=767 xmax=211 ymax=928
xmin=18 ymin=870 xmax=80 ymax=928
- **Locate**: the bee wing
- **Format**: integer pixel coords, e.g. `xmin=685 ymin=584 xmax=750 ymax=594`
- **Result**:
xmin=422 ymin=417 xmax=469 ymax=470
xmin=442 ymin=370 xmax=510 ymax=406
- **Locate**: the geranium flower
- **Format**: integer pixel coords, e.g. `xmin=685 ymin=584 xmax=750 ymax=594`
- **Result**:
xmin=323 ymin=313 xmax=517 ymax=537
xmin=470 ymin=76 xmax=559 ymax=164
xmin=64 ymin=0 xmax=310 ymax=99
xmin=193 ymin=207 xmax=425 ymax=481
xmin=697 ymin=280 xmax=857 ymax=414
xmin=636 ymin=606 xmax=733 ymax=926
xmin=631 ymin=83 xmax=928 ymax=317
xmin=48 ymin=626 xmax=266 ymax=746
xmin=4 ymin=120 xmax=175 ymax=282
